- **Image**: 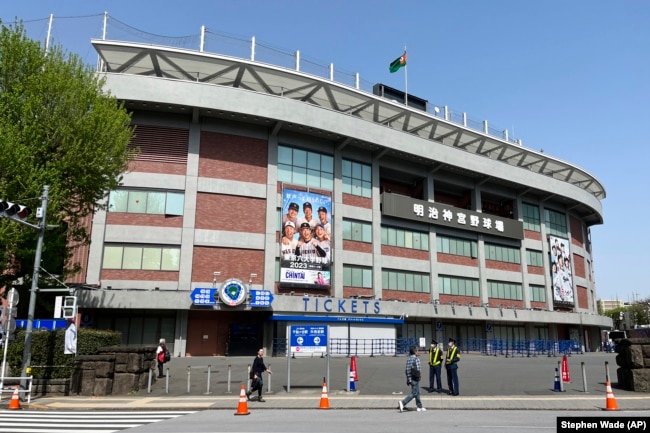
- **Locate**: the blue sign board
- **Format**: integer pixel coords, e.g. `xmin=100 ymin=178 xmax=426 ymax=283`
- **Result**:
xmin=16 ymin=319 xmax=67 ymax=330
xmin=190 ymin=288 xmax=217 ymax=306
xmin=290 ymin=325 xmax=328 ymax=353
xmin=250 ymin=290 xmax=274 ymax=307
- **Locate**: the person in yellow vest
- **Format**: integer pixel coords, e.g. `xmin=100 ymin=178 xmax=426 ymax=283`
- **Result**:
xmin=427 ymin=339 xmax=442 ymax=393
xmin=445 ymin=337 xmax=460 ymax=396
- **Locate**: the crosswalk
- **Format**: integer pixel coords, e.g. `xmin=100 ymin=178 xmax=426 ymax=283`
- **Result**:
xmin=0 ymin=410 xmax=195 ymax=433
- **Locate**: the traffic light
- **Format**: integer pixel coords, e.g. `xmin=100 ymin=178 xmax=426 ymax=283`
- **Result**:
xmin=0 ymin=200 xmax=31 ymax=221
xmin=62 ymin=296 xmax=77 ymax=319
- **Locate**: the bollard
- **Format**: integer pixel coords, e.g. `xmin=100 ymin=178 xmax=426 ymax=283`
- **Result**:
xmin=205 ymin=364 xmax=212 ymax=395
xmin=346 ymin=363 xmax=351 ymax=392
xmin=581 ymin=362 xmax=588 ymax=393
xmin=267 ymin=363 xmax=272 ymax=393
xmin=226 ymin=364 xmax=232 ymax=394
xmin=605 ymin=361 xmax=610 ymax=383
xmin=147 ymin=368 xmax=153 ymax=393
xmin=247 ymin=364 xmax=251 ymax=391
xmin=187 ymin=366 xmax=191 ymax=394
xmin=557 ymin=361 xmax=564 ymax=392
xmin=165 ymin=367 xmax=170 ymax=394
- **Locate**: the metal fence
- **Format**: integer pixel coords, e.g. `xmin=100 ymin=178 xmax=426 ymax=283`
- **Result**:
xmin=11 ymin=13 xmax=521 ymax=146
xmin=272 ymin=337 xmax=583 ymax=358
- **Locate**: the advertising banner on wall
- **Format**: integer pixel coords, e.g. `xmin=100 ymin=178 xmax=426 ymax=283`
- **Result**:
xmin=280 ymin=188 xmax=332 ymax=289
xmin=550 ymin=235 xmax=574 ymax=304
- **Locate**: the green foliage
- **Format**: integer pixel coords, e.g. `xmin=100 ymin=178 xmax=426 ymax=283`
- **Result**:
xmin=6 ymin=328 xmax=122 ymax=379
xmin=0 ymin=21 xmax=136 ymax=304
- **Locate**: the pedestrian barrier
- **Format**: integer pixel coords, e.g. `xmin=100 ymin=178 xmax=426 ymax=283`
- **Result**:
xmin=0 ymin=376 xmax=33 ymax=404
xmin=234 ymin=384 xmax=250 ymax=416
xmin=319 ymin=379 xmax=330 ymax=409
xmin=273 ymin=337 xmax=584 ymax=358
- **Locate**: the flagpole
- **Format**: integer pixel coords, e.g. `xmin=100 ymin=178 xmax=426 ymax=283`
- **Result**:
xmin=404 ymin=45 xmax=408 ymax=106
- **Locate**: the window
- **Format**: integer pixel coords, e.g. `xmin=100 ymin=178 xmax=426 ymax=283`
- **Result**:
xmin=530 ymin=284 xmax=547 ymax=302
xmin=487 ymin=280 xmax=523 ymax=300
xmin=278 ymin=145 xmax=334 ymax=190
xmin=526 ymin=249 xmax=544 ymax=267
xmin=343 ymin=219 xmax=372 ymax=243
xmin=438 ymin=276 xmax=479 ymax=296
xmin=383 ymin=270 xmax=430 ymax=293
xmin=522 ymin=202 xmax=541 ymax=232
xmin=102 ymin=245 xmax=180 ymax=271
xmin=485 ymin=243 xmax=521 ymax=264
xmin=382 ymin=226 xmax=429 ymax=251
xmin=436 ymin=235 xmax=476 ymax=257
xmin=109 ymin=190 xmax=184 ymax=216
xmin=343 ymin=265 xmax=373 ymax=288
xmin=342 ymin=159 xmax=372 ymax=198
xmin=544 ymin=208 xmax=568 ymax=237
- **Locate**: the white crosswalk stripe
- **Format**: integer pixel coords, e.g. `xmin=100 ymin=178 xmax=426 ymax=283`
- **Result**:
xmin=0 ymin=410 xmax=195 ymax=433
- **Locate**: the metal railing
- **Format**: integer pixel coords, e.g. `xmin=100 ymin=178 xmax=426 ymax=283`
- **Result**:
xmin=12 ymin=13 xmax=521 ymax=145
xmin=273 ymin=337 xmax=583 ymax=358
xmin=0 ymin=376 xmax=33 ymax=404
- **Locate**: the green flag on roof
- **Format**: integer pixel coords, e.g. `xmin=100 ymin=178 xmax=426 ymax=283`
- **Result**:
xmin=389 ymin=52 xmax=407 ymax=73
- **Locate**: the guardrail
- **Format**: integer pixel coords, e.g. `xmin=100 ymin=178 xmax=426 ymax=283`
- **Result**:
xmin=0 ymin=376 xmax=33 ymax=404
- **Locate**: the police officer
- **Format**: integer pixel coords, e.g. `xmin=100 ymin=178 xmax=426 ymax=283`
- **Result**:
xmin=428 ymin=339 xmax=442 ymax=393
xmin=445 ymin=337 xmax=460 ymax=396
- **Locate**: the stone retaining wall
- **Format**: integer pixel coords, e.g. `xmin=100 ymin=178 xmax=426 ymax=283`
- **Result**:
xmin=70 ymin=346 xmax=157 ymax=396
xmin=615 ymin=338 xmax=650 ymax=392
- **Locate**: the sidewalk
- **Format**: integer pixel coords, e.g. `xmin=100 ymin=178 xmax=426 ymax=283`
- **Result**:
xmin=20 ymin=352 xmax=650 ymax=411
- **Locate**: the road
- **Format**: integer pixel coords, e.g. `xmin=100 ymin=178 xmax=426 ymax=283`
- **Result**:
xmin=3 ymin=410 xmax=649 ymax=433
xmin=0 ymin=411 xmax=193 ymax=433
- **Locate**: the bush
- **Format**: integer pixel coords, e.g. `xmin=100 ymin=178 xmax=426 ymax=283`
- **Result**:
xmin=6 ymin=328 xmax=121 ymax=379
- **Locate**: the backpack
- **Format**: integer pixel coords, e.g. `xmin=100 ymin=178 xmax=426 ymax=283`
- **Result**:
xmin=410 ymin=359 xmax=420 ymax=381
xmin=158 ymin=344 xmax=170 ymax=363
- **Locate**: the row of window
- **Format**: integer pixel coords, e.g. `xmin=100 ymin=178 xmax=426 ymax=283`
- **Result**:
xmin=101 ymin=247 xmax=547 ymax=301
xmin=107 ymin=148 xmax=570 ymax=242
xmin=109 ymin=189 xmax=570 ymax=242
xmin=102 ymin=241 xmax=547 ymax=271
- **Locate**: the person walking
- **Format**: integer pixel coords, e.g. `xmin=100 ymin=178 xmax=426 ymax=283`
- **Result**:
xmin=247 ymin=348 xmax=272 ymax=402
xmin=156 ymin=338 xmax=168 ymax=378
xmin=428 ymin=339 xmax=442 ymax=393
xmin=64 ymin=318 xmax=77 ymax=355
xmin=398 ymin=345 xmax=426 ymax=412
xmin=445 ymin=337 xmax=460 ymax=396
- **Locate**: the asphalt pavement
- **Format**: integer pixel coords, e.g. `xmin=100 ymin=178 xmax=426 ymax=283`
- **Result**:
xmin=17 ymin=351 xmax=650 ymax=411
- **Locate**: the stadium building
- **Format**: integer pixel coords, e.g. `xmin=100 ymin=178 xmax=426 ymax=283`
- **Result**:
xmin=70 ymin=33 xmax=612 ymax=356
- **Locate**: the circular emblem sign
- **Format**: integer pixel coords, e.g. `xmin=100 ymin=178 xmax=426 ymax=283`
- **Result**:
xmin=219 ymin=278 xmax=247 ymax=306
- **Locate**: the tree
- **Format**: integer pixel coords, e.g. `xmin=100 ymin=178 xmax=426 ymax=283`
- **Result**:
xmin=0 ymin=21 xmax=135 ymax=313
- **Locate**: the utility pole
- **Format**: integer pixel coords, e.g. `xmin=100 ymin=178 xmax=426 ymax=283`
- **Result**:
xmin=20 ymin=185 xmax=49 ymax=387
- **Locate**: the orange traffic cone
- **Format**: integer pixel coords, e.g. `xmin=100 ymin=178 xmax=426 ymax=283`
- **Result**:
xmin=604 ymin=381 xmax=619 ymax=411
xmin=8 ymin=386 xmax=21 ymax=410
xmin=319 ymin=379 xmax=330 ymax=409
xmin=234 ymin=384 xmax=250 ymax=415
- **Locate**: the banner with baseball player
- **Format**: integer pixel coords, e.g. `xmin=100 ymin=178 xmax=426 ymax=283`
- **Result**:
xmin=549 ymin=235 xmax=574 ymax=304
xmin=280 ymin=188 xmax=331 ymax=289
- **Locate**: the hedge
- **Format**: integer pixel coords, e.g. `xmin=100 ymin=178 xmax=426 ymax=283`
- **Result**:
xmin=5 ymin=328 xmax=121 ymax=379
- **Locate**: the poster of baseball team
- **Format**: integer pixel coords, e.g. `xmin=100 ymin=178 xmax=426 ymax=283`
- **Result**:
xmin=550 ymin=235 xmax=574 ymax=304
xmin=280 ymin=188 xmax=331 ymax=289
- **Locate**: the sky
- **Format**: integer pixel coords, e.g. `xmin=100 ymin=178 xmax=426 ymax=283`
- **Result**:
xmin=1 ymin=1 xmax=648 ymax=303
